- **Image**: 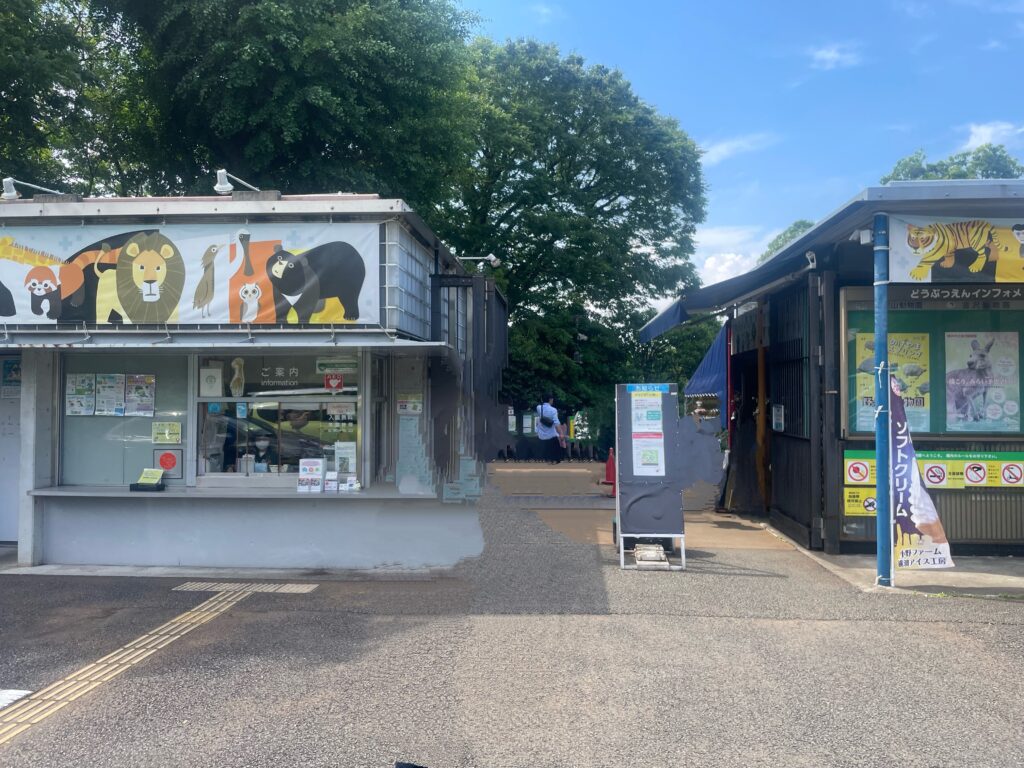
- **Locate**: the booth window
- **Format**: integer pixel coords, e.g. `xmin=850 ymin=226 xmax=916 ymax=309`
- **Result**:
xmin=197 ymin=355 xmax=359 ymax=481
xmin=842 ymin=286 xmax=1024 ymax=437
xmin=61 ymin=353 xmax=188 ymax=486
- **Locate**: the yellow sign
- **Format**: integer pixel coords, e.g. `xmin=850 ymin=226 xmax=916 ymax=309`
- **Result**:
xmin=136 ymin=468 xmax=165 ymax=485
xmin=152 ymin=421 xmax=182 ymax=445
xmin=844 ymin=451 xmax=1024 ymax=490
xmin=844 ymin=457 xmax=875 ymax=486
xmin=844 ymin=487 xmax=877 ymax=517
xmin=854 ymin=333 xmax=930 ymax=432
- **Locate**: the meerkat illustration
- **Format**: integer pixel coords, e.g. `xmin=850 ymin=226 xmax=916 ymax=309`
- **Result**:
xmin=229 ymin=357 xmax=245 ymax=398
xmin=239 ymin=282 xmax=261 ymax=323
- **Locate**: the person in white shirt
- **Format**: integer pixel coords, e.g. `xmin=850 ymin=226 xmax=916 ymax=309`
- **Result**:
xmin=536 ymin=394 xmax=566 ymax=463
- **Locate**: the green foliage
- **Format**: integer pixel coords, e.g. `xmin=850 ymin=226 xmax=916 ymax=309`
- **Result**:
xmin=881 ymin=144 xmax=1024 ymax=184
xmin=433 ymin=40 xmax=707 ymax=421
xmin=758 ymin=219 xmax=814 ymax=264
xmin=9 ymin=10 xmax=714 ymax=433
xmin=434 ymin=39 xmax=706 ymax=319
xmin=95 ymin=0 xmax=479 ymax=203
xmin=0 ymin=0 xmax=82 ymax=186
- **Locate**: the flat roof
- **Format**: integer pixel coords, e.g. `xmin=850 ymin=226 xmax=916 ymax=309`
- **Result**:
xmin=0 ymin=192 xmax=461 ymax=270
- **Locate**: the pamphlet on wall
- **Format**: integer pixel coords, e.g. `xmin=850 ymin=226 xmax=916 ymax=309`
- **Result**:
xmin=95 ymin=373 xmax=126 ymax=416
xmin=125 ymin=374 xmax=156 ymax=417
xmin=65 ymin=373 xmax=96 ymax=416
xmin=2 ymin=359 xmax=22 ymax=399
xmin=298 ymin=458 xmax=325 ymax=493
xmin=324 ymin=471 xmax=339 ymax=493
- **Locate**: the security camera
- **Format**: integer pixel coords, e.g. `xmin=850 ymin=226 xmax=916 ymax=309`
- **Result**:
xmin=486 ymin=253 xmax=501 ymax=267
xmin=805 ymin=250 xmax=816 ymax=269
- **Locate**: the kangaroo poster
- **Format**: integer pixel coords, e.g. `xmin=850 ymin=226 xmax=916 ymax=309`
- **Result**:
xmin=890 ymin=216 xmax=1024 ymax=284
xmin=854 ymin=333 xmax=930 ymax=432
xmin=945 ymin=332 xmax=1020 ymax=432
xmin=890 ymin=377 xmax=955 ymax=572
xmin=0 ymin=222 xmax=379 ymax=327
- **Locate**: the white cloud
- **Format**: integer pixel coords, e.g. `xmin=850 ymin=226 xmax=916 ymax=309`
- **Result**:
xmin=960 ymin=120 xmax=1024 ymax=150
xmin=701 ymin=133 xmax=779 ymax=167
xmin=693 ymin=225 xmax=781 ymax=286
xmin=807 ymin=43 xmax=862 ymax=70
xmin=981 ymin=39 xmax=1006 ymax=50
xmin=529 ymin=3 xmax=564 ymax=24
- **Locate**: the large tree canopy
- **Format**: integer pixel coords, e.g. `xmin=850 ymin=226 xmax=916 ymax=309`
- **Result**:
xmin=95 ymin=0 xmax=479 ymax=202
xmin=0 ymin=0 xmax=81 ymax=186
xmin=434 ymin=39 xmax=705 ymax=318
xmin=432 ymin=40 xmax=706 ymax=411
xmin=881 ymin=144 xmax=1024 ymax=183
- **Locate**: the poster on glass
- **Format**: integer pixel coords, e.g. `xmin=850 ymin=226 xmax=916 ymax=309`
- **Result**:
xmin=854 ymin=333 xmax=930 ymax=432
xmin=945 ymin=332 xmax=1020 ymax=432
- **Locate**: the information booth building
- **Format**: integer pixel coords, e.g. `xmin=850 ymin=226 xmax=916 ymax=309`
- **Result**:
xmin=0 ymin=192 xmax=508 ymax=568
xmin=647 ymin=181 xmax=1024 ymax=553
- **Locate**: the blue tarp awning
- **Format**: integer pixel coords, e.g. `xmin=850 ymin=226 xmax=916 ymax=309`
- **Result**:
xmin=638 ymin=299 xmax=689 ymax=343
xmin=684 ymin=324 xmax=728 ymax=428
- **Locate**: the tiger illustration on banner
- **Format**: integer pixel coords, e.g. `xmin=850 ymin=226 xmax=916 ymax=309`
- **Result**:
xmin=890 ymin=216 xmax=1024 ymax=283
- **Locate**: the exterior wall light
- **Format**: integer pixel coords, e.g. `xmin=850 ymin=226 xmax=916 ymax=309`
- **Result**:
xmin=214 ymin=169 xmax=261 ymax=195
xmin=1 ymin=177 xmax=64 ymax=201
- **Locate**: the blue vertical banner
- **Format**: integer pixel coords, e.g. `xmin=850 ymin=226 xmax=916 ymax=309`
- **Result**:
xmin=889 ymin=376 xmax=955 ymax=570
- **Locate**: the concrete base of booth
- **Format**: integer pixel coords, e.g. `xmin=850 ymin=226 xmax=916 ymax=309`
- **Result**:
xmin=34 ymin=494 xmax=483 ymax=570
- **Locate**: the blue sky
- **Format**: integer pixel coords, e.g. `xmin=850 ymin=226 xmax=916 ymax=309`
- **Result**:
xmin=463 ymin=0 xmax=1023 ymax=291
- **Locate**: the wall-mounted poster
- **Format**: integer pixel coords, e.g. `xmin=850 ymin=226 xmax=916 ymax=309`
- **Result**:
xmin=125 ymin=374 xmax=156 ymax=417
xmin=1 ymin=359 xmax=20 ymax=399
xmin=95 ymin=373 xmax=126 ymax=416
xmin=65 ymin=374 xmax=96 ymax=416
xmin=945 ymin=332 xmax=1020 ymax=432
xmin=0 ymin=222 xmax=380 ymax=327
xmin=854 ymin=333 xmax=930 ymax=432
xmin=890 ymin=216 xmax=1024 ymax=284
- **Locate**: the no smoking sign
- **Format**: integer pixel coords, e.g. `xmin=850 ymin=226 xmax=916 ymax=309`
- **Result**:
xmin=923 ymin=463 xmax=947 ymax=487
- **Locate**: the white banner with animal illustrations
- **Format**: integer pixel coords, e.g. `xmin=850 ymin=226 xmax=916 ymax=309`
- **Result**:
xmin=0 ymin=223 xmax=379 ymax=326
xmin=890 ymin=216 xmax=1024 ymax=284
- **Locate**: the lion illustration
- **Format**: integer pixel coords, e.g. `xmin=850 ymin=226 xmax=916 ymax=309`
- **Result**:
xmin=108 ymin=232 xmax=185 ymax=324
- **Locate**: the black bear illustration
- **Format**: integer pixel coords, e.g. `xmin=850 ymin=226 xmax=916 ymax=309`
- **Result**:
xmin=266 ymin=241 xmax=366 ymax=324
xmin=0 ymin=278 xmax=15 ymax=316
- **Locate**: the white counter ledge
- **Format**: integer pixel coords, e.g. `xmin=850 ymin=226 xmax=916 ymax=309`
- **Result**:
xmin=28 ymin=485 xmax=434 ymax=501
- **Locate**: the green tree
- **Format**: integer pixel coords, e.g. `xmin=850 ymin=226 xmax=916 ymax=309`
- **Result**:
xmin=757 ymin=219 xmax=814 ymax=264
xmin=881 ymin=144 xmax=1024 ymax=183
xmin=0 ymin=0 xmax=82 ymax=187
xmin=436 ymin=39 xmax=705 ymax=318
xmin=94 ymin=0 xmax=479 ymax=202
xmin=434 ymin=39 xmax=706 ymax=414
xmin=48 ymin=4 xmax=166 ymax=196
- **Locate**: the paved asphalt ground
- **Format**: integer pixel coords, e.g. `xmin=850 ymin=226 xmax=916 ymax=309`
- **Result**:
xmin=2 ymin=468 xmax=1023 ymax=767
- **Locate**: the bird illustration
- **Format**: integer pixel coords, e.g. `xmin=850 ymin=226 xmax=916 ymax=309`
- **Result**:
xmin=237 ymin=229 xmax=254 ymax=277
xmin=192 ymin=244 xmax=222 ymax=318
xmin=856 ymin=358 xmax=875 ymax=375
xmin=917 ymin=382 xmax=930 ymax=396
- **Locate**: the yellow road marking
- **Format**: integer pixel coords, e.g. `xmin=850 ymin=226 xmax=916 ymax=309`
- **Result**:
xmin=0 ymin=584 xmax=287 ymax=747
